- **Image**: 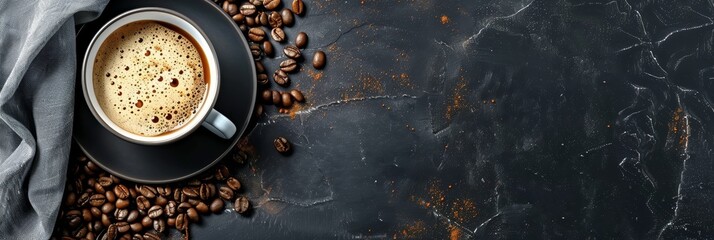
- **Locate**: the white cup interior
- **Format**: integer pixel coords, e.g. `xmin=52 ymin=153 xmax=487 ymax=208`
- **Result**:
xmin=83 ymin=8 xmax=220 ymax=145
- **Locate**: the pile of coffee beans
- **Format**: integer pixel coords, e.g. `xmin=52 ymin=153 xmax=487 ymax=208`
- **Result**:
xmin=52 ymin=154 xmax=250 ymax=240
xmin=220 ymin=0 xmax=326 ymax=116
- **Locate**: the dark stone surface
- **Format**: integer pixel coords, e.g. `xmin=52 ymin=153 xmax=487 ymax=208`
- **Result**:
xmin=109 ymin=0 xmax=714 ymax=239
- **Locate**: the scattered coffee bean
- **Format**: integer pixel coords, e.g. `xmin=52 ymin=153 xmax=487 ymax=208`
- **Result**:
xmin=116 ymin=221 xmax=130 ymax=233
xmin=182 ymin=187 xmax=199 ymax=198
xmin=296 ymin=32 xmax=308 ymax=48
xmin=255 ymin=61 xmax=265 ymax=73
xmin=177 ymin=202 xmax=192 ymax=213
xmin=101 ymin=202 xmax=115 ymax=214
xmin=273 ymin=69 xmax=290 ymax=86
xmin=273 ymin=137 xmax=291 ymax=153
xmin=263 ymin=0 xmax=280 ymax=10
xmin=257 ymin=73 xmax=269 ymax=85
xmin=210 ymin=198 xmax=224 ymax=213
xmin=143 ymin=232 xmax=160 ymax=240
xmin=219 ymin=186 xmax=234 ymax=200
xmin=283 ymin=45 xmax=301 ymax=59
xmin=187 ymin=208 xmax=200 ymax=222
xmin=91 ymin=207 xmax=102 ymax=218
xmin=78 ymin=192 xmax=90 ymax=207
xmin=245 ymin=16 xmax=256 ymax=27
xmin=250 ymin=0 xmax=262 ymax=6
xmin=136 ymin=196 xmax=150 ymax=211
xmin=137 ymin=185 xmax=157 ymax=199
xmin=262 ymin=89 xmax=273 ymax=103
xmin=98 ymin=177 xmax=113 ymax=187
xmin=292 ymin=0 xmax=304 ymax=15
xmin=255 ymin=104 xmax=264 ymax=117
xmin=82 ymin=209 xmax=92 ymax=222
xmin=148 ymin=205 xmax=164 ymax=219
xmin=313 ymin=50 xmax=326 ymax=69
xmin=89 ymin=194 xmax=106 ymax=207
xmin=130 ymin=222 xmax=143 ymax=232
xmin=141 ymin=216 xmax=152 ymax=228
xmin=258 ymin=12 xmax=269 ymax=26
xmin=176 ymin=213 xmax=188 ymax=231
xmin=114 ymin=209 xmax=129 ymax=221
xmin=153 ymin=219 xmax=166 ymax=233
xmin=290 ymin=89 xmax=305 ymax=102
xmin=248 ymin=28 xmax=266 ymax=42
xmin=155 ymin=195 xmax=168 ymax=206
xmin=105 ymin=190 xmax=116 ymax=203
xmin=226 ymin=3 xmax=238 ymax=16
xmin=280 ymin=59 xmax=298 ymax=72
xmin=271 ymin=28 xmax=286 ymax=42
xmin=239 ymin=3 xmax=257 ymax=16
xmin=101 ymin=214 xmax=111 ymax=227
xmin=188 ymin=198 xmax=201 ymax=206
xmin=262 ymin=41 xmax=274 ymax=56
xmin=215 ymin=165 xmax=230 ymax=181
xmin=226 ymin=177 xmax=242 ymax=191
xmin=165 ymin=201 xmax=177 ymax=217
xmin=199 ymin=183 xmax=211 ymax=200
xmin=234 ymin=196 xmax=251 ymax=214
xmin=116 ymin=198 xmax=129 ymax=209
xmin=269 ymin=11 xmax=282 ymax=28
xmin=114 ymin=184 xmax=129 ymax=199
xmin=281 ymin=9 xmax=294 ymax=26
xmin=281 ymin=92 xmax=293 ymax=107
xmin=127 ymin=210 xmax=139 ymax=223
xmin=232 ymin=13 xmax=245 ymax=23
xmin=272 ymin=90 xmax=282 ymax=105
xmin=250 ymin=44 xmax=262 ymax=58
xmin=106 ymin=223 xmax=117 ymax=240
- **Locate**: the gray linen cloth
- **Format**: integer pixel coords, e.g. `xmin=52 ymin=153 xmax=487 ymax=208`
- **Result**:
xmin=0 ymin=0 xmax=107 ymax=239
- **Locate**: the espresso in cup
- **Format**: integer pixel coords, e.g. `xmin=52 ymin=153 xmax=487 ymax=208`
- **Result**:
xmin=93 ymin=21 xmax=208 ymax=136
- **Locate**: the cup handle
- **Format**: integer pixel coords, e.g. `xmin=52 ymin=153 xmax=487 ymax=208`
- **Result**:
xmin=201 ymin=109 xmax=236 ymax=139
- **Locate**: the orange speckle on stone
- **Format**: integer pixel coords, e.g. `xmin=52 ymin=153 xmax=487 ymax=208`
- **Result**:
xmin=441 ymin=15 xmax=450 ymax=25
xmin=449 ymin=226 xmax=461 ymax=240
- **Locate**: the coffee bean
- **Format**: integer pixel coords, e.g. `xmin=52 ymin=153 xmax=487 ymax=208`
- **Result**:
xmin=78 ymin=192 xmax=90 ymax=206
xmin=116 ymin=198 xmax=129 ymax=209
xmin=86 ymin=232 xmax=96 ymax=240
xmin=215 ymin=165 xmax=230 ymax=181
xmin=176 ymin=213 xmax=188 ymax=231
xmin=155 ymin=195 xmax=168 ymax=206
xmin=187 ymin=208 xmax=200 ymax=222
xmin=263 ymin=0 xmax=280 ymax=10
xmin=63 ymin=192 xmax=76 ymax=207
xmin=173 ymin=188 xmax=186 ymax=203
xmin=280 ymin=59 xmax=298 ymax=72
xmin=271 ymin=28 xmax=286 ymax=42
xmin=105 ymin=190 xmax=116 ymax=203
xmin=226 ymin=3 xmax=238 ymax=15
xmin=115 ymin=221 xmax=130 ymax=233
xmin=127 ymin=210 xmax=139 ymax=223
xmin=232 ymin=13 xmax=245 ymax=23
xmin=175 ymin=202 xmax=190 ymax=214
xmin=143 ymin=232 xmax=160 ymax=240
xmin=156 ymin=186 xmax=171 ymax=197
xmin=219 ymin=186 xmax=234 ymax=200
xmin=114 ymin=184 xmax=129 ymax=199
xmin=239 ymin=3 xmax=256 ymax=16
xmin=258 ymin=12 xmax=269 ymax=26
xmin=106 ymin=224 xmax=117 ymax=240
xmin=86 ymin=161 xmax=99 ymax=172
xmin=66 ymin=210 xmax=82 ymax=227
xmin=91 ymin=207 xmax=102 ymax=218
xmin=292 ymin=0 xmax=304 ymax=15
xmin=210 ymin=198 xmax=224 ymax=213
xmin=132 ymin=233 xmax=144 ymax=240
xmin=239 ymin=24 xmax=247 ymax=32
xmin=93 ymin=220 xmax=104 ymax=233
xmin=256 ymin=104 xmax=264 ymax=117
xmin=130 ymin=222 xmax=143 ymax=232
xmin=273 ymin=69 xmax=289 ymax=86
xmin=245 ymin=16 xmax=256 ymax=27
xmin=199 ymin=183 xmax=211 ymax=200
xmin=136 ymin=196 xmax=150 ymax=211
xmin=226 ymin=177 xmax=242 ymax=191
xmin=254 ymin=73 xmax=267 ymax=85
xmin=182 ymin=187 xmax=199 ymax=198
xmin=262 ymin=89 xmax=273 ymax=103
xmin=98 ymin=177 xmax=113 ymax=187
xmin=94 ymin=182 xmax=106 ymax=194
xmin=165 ymin=201 xmax=177 ymax=217
xmin=290 ymin=89 xmax=305 ymax=102
xmin=255 ymin=61 xmax=265 ymax=73
xmin=114 ymin=208 xmax=129 ymax=221
xmin=153 ymin=218 xmax=166 ymax=233
xmin=196 ymin=202 xmax=210 ymax=214
xmin=281 ymin=9 xmax=294 ymax=26
xmin=262 ymin=41 xmax=274 ymax=56
xmin=296 ymin=32 xmax=308 ymax=48
xmin=249 ymin=28 xmax=266 ymax=42
xmin=89 ymin=194 xmax=106 ymax=207
xmin=148 ymin=205 xmax=163 ymax=218
xmin=272 ymin=90 xmax=281 ymax=105
xmin=234 ymin=196 xmax=251 ymax=214
xmin=222 ymin=1 xmax=230 ymax=13
xmin=274 ymin=137 xmax=291 ymax=153
xmin=313 ymin=51 xmax=326 ymax=69
xmin=128 ymin=188 xmax=138 ymax=199
xmin=82 ymin=208 xmax=92 ymax=222
xmin=281 ymin=92 xmax=293 ymax=107
xmin=74 ymin=226 xmax=88 ymax=238
xmin=250 ymin=0 xmax=262 ymax=6
xmin=283 ymin=45 xmax=301 ymax=59
xmin=101 ymin=214 xmax=111 ymax=227
xmin=101 ymin=202 xmax=115 ymax=214
xmin=188 ymin=198 xmax=201 ymax=206
xmin=141 ymin=216 xmax=152 ymax=228
xmin=137 ymin=185 xmax=157 ymax=198
xmin=269 ymin=11 xmax=283 ymax=28
xmin=250 ymin=44 xmax=262 ymax=58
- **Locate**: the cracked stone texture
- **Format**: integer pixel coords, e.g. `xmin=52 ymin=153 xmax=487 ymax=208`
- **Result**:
xmin=190 ymin=0 xmax=714 ymax=239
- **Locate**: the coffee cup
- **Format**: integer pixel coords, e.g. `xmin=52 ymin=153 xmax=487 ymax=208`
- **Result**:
xmin=82 ymin=8 xmax=235 ymax=145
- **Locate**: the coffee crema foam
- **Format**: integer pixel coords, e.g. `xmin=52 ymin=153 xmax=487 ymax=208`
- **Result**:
xmin=93 ymin=21 xmax=207 ymax=136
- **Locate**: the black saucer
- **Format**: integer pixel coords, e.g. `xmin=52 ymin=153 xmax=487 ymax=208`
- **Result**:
xmin=74 ymin=0 xmax=256 ymax=183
